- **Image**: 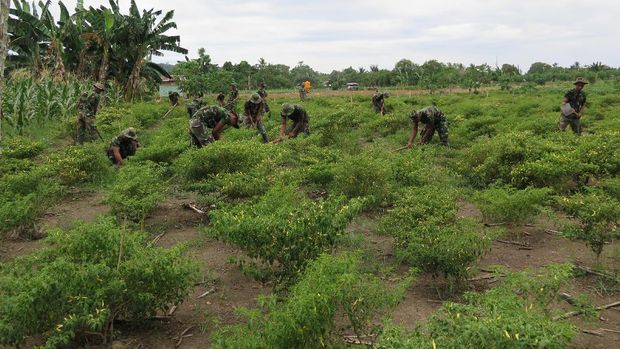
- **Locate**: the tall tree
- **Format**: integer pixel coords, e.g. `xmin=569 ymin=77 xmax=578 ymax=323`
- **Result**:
xmin=0 ymin=0 xmax=9 ymax=139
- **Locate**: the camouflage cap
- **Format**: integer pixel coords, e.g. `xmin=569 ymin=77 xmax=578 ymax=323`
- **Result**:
xmin=574 ymin=77 xmax=589 ymax=85
xmin=93 ymin=82 xmax=105 ymax=91
xmin=281 ymin=103 xmax=295 ymax=116
xmin=122 ymin=127 xmax=138 ymax=140
xmin=259 ymin=82 xmax=266 ymax=87
xmin=249 ymin=93 xmax=262 ymax=104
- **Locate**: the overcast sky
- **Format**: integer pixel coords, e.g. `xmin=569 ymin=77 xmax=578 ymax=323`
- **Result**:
xmin=56 ymin=0 xmax=619 ymax=73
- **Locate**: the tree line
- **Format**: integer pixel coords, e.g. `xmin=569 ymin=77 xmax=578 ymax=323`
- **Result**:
xmin=174 ymin=50 xmax=620 ymax=96
xmin=5 ymin=0 xmax=185 ymax=101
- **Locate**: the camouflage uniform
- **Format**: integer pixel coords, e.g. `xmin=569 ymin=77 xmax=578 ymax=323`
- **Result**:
xmin=559 ymin=88 xmax=586 ymax=134
xmin=225 ymin=88 xmax=239 ymax=113
xmin=107 ymin=128 xmax=139 ymax=164
xmin=410 ymin=105 xmax=449 ymax=145
xmin=283 ymin=104 xmax=310 ymax=137
xmin=189 ymin=106 xmax=238 ymax=147
xmin=76 ymin=91 xmax=101 ymax=144
xmin=187 ymin=99 xmax=206 ymax=118
xmin=244 ymin=95 xmax=269 ymax=143
xmin=372 ymin=92 xmax=387 ymax=113
xmin=257 ymin=86 xmax=270 ymax=113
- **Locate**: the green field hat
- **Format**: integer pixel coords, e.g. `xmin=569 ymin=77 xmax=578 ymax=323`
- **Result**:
xmin=282 ymin=103 xmax=295 ymax=116
xmin=122 ymin=127 xmax=138 ymax=140
xmin=574 ymin=77 xmax=589 ymax=85
xmin=250 ymin=93 xmax=262 ymax=104
xmin=93 ymin=82 xmax=105 ymax=91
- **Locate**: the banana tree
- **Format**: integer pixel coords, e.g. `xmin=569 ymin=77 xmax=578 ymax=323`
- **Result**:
xmin=82 ymin=0 xmax=120 ymax=83
xmin=121 ymin=0 xmax=186 ymax=101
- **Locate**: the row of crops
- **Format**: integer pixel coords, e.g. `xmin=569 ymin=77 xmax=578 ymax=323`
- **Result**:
xmin=1 ymin=81 xmax=619 ymax=347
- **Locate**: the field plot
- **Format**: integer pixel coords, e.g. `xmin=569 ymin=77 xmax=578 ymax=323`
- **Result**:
xmin=1 ymin=83 xmax=620 ymax=348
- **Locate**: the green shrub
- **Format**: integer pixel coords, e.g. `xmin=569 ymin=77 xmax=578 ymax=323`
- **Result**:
xmin=557 ymin=190 xmax=620 ymax=257
xmin=104 ymin=162 xmax=167 ymax=222
xmin=212 ymin=253 xmax=413 ymax=349
xmin=332 ymin=152 xmax=392 ymax=207
xmin=175 ymin=140 xmax=287 ymax=181
xmin=208 ymin=185 xmax=363 ymax=284
xmin=0 ymin=167 xmax=63 ymax=235
xmin=381 ymin=187 xmax=492 ymax=280
xmin=602 ymin=177 xmax=620 ymax=201
xmin=0 ymin=218 xmax=198 ymax=348
xmin=473 ymin=186 xmax=552 ymax=223
xmin=378 ymin=264 xmax=576 ymax=349
xmin=0 ymin=157 xmax=33 ymax=175
xmin=0 ymin=137 xmax=47 ymax=159
xmin=47 ymin=143 xmax=111 ymax=185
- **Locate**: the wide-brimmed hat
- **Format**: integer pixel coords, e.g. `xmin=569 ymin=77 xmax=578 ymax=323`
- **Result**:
xmin=93 ymin=82 xmax=105 ymax=91
xmin=249 ymin=93 xmax=262 ymax=104
xmin=281 ymin=103 xmax=295 ymax=116
xmin=122 ymin=127 xmax=138 ymax=140
xmin=574 ymin=77 xmax=589 ymax=85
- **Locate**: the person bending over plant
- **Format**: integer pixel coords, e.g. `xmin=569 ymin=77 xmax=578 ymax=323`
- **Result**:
xmin=406 ymin=105 xmax=449 ymax=147
xmin=107 ymin=128 xmax=141 ymax=166
xmin=243 ymin=93 xmax=269 ymax=143
xmin=272 ymin=103 xmax=310 ymax=143
xmin=189 ymin=105 xmax=240 ymax=148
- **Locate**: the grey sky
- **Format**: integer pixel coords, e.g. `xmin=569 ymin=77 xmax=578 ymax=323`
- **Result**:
xmin=58 ymin=0 xmax=619 ymax=73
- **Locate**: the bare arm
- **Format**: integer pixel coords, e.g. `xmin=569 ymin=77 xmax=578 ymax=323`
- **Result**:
xmin=111 ymin=146 xmax=123 ymax=166
xmin=211 ymin=120 xmax=226 ymax=140
xmin=407 ymin=121 xmax=418 ymax=147
xmin=278 ymin=117 xmax=287 ymax=139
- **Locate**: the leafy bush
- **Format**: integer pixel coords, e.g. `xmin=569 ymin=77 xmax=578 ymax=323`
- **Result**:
xmin=0 ymin=167 xmax=63 ymax=236
xmin=211 ymin=253 xmax=413 ymax=349
xmin=381 ymin=187 xmax=492 ymax=281
xmin=47 ymin=143 xmax=111 ymax=185
xmin=473 ymin=186 xmax=552 ymax=223
xmin=378 ymin=264 xmax=576 ymax=349
xmin=104 ymin=162 xmax=167 ymax=222
xmin=332 ymin=152 xmax=392 ymax=207
xmin=602 ymin=177 xmax=620 ymax=201
xmin=175 ymin=140 xmax=287 ymax=181
xmin=557 ymin=190 xmax=620 ymax=257
xmin=0 ymin=137 xmax=46 ymax=159
xmin=208 ymin=185 xmax=363 ymax=284
xmin=0 ymin=218 xmax=198 ymax=348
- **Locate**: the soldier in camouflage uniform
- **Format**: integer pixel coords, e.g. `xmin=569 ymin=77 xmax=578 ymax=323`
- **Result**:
xmin=372 ymin=89 xmax=389 ymax=114
xmin=257 ymin=82 xmax=270 ymax=115
xmin=168 ymin=91 xmax=180 ymax=106
xmin=189 ymin=105 xmax=240 ymax=148
xmin=559 ymin=77 xmax=588 ymax=135
xmin=406 ymin=105 xmax=449 ymax=147
xmin=107 ymin=128 xmax=141 ymax=166
xmin=225 ymin=84 xmax=239 ymax=113
xmin=76 ymin=82 xmax=104 ymax=144
xmin=243 ymin=93 xmax=269 ymax=143
xmin=273 ymin=103 xmax=310 ymax=143
xmin=187 ymin=98 xmax=206 ymax=118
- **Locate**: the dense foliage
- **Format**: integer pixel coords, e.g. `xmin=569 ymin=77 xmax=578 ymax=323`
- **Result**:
xmin=378 ymin=264 xmax=577 ymax=349
xmin=211 ymin=253 xmax=413 ymax=349
xmin=0 ymin=218 xmax=198 ymax=348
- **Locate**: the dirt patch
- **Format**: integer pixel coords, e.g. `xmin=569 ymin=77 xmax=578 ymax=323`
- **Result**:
xmin=39 ymin=190 xmax=110 ymax=232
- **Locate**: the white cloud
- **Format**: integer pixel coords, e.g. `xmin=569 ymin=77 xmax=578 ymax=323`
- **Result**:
xmin=43 ymin=0 xmax=620 ymax=72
